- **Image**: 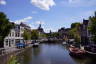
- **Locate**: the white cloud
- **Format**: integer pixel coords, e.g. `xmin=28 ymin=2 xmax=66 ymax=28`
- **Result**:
xmin=30 ymin=0 xmax=56 ymax=11
xmin=0 ymin=0 xmax=6 ymax=5
xmin=26 ymin=21 xmax=45 ymax=29
xmin=14 ymin=16 xmax=32 ymax=24
xmin=29 ymin=24 xmax=37 ymax=29
xmin=35 ymin=21 xmax=45 ymax=25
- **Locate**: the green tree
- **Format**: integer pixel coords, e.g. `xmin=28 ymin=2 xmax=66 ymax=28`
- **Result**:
xmin=69 ymin=22 xmax=81 ymax=43
xmin=39 ymin=33 xmax=46 ymax=38
xmin=71 ymin=22 xmax=81 ymax=28
xmin=31 ymin=30 xmax=39 ymax=40
xmin=0 ymin=12 xmax=14 ymax=47
xmin=88 ymin=12 xmax=96 ymax=43
xmin=51 ymin=32 xmax=59 ymax=37
xmin=23 ymin=30 xmax=31 ymax=40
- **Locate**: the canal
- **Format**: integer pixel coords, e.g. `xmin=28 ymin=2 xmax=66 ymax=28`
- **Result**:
xmin=8 ymin=43 xmax=96 ymax=64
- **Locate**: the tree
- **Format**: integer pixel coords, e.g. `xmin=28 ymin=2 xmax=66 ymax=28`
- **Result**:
xmin=69 ymin=22 xmax=81 ymax=43
xmin=88 ymin=12 xmax=96 ymax=43
xmin=23 ymin=30 xmax=31 ymax=40
xmin=51 ymin=32 xmax=59 ymax=38
xmin=71 ymin=22 xmax=81 ymax=28
xmin=0 ymin=12 xmax=14 ymax=47
xmin=31 ymin=30 xmax=39 ymax=40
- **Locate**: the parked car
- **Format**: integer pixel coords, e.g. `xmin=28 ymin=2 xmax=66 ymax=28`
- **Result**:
xmin=16 ymin=43 xmax=26 ymax=48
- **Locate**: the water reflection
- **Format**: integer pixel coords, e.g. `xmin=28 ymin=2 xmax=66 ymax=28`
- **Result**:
xmin=7 ymin=43 xmax=96 ymax=64
xmin=32 ymin=46 xmax=41 ymax=57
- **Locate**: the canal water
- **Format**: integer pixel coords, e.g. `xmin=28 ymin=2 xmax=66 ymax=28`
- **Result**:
xmin=8 ymin=43 xmax=96 ymax=64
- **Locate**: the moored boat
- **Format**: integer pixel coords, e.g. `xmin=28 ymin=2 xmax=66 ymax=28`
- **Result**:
xmin=69 ymin=45 xmax=86 ymax=58
xmin=62 ymin=41 xmax=67 ymax=45
xmin=84 ymin=44 xmax=96 ymax=57
xmin=33 ymin=42 xmax=39 ymax=47
xmin=32 ymin=40 xmax=40 ymax=47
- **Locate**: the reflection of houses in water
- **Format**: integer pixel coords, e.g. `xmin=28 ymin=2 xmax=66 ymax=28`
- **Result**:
xmin=4 ymin=22 xmax=31 ymax=48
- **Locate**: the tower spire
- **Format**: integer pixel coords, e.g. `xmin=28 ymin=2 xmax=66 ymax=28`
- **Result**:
xmin=39 ymin=23 xmax=41 ymax=29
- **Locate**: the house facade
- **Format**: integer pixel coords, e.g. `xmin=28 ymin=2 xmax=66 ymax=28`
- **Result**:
xmin=80 ymin=19 xmax=89 ymax=45
xmin=4 ymin=23 xmax=31 ymax=48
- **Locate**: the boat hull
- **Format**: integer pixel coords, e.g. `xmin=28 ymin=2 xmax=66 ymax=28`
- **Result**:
xmin=69 ymin=45 xmax=86 ymax=58
xmin=33 ymin=43 xmax=39 ymax=47
xmin=69 ymin=51 xmax=85 ymax=58
xmin=86 ymin=51 xmax=96 ymax=58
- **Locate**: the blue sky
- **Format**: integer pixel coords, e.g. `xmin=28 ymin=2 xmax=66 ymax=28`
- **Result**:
xmin=0 ymin=0 xmax=96 ymax=32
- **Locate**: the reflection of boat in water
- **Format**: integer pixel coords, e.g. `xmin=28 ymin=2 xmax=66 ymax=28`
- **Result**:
xmin=69 ymin=45 xmax=86 ymax=58
xmin=62 ymin=41 xmax=67 ymax=45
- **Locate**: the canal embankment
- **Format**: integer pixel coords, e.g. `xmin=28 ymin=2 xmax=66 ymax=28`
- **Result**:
xmin=0 ymin=44 xmax=33 ymax=64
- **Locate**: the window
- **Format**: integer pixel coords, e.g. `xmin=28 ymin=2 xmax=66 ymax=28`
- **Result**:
xmin=15 ymin=32 xmax=20 ymax=37
xmin=9 ymin=39 xmax=11 ymax=47
xmin=15 ymin=33 xmax=17 ymax=37
xmin=12 ymin=32 xmax=14 ymax=36
xmin=11 ymin=39 xmax=14 ymax=44
xmin=15 ymin=39 xmax=20 ymax=43
xmin=6 ymin=39 xmax=8 ymax=46
xmin=18 ymin=33 xmax=20 ymax=37
xmin=9 ymin=33 xmax=11 ymax=37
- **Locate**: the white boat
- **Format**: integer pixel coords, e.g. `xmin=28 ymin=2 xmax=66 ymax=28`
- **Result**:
xmin=62 ymin=41 xmax=66 ymax=45
xmin=32 ymin=40 xmax=40 ymax=47
xmin=33 ymin=42 xmax=39 ymax=46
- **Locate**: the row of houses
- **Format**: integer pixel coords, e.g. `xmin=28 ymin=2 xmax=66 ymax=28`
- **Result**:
xmin=80 ymin=12 xmax=96 ymax=45
xmin=79 ymin=18 xmax=94 ymax=45
xmin=57 ymin=17 xmax=94 ymax=45
xmin=4 ymin=23 xmax=31 ymax=48
xmin=3 ymin=22 xmax=45 ymax=48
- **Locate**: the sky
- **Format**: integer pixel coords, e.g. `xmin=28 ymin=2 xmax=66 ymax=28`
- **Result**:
xmin=0 ymin=0 xmax=96 ymax=32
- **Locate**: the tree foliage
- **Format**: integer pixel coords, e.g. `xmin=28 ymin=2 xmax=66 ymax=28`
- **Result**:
xmin=71 ymin=22 xmax=81 ymax=28
xmin=0 ymin=12 xmax=14 ymax=47
xmin=88 ymin=12 xmax=96 ymax=43
xmin=23 ymin=30 xmax=31 ymax=40
xmin=69 ymin=22 xmax=81 ymax=43
xmin=31 ymin=30 xmax=39 ymax=40
xmin=45 ymin=32 xmax=59 ymax=38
